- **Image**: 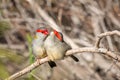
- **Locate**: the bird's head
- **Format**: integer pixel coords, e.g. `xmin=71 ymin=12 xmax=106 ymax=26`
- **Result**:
xmin=34 ymin=28 xmax=49 ymax=40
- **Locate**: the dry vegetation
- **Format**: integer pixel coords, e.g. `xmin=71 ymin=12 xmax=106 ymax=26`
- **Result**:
xmin=0 ymin=0 xmax=120 ymax=80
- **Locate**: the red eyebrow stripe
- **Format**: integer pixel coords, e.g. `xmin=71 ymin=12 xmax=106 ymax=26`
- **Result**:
xmin=36 ymin=29 xmax=43 ymax=32
xmin=56 ymin=33 xmax=62 ymax=41
xmin=44 ymin=29 xmax=48 ymax=32
xmin=36 ymin=29 xmax=49 ymax=35
xmin=53 ymin=30 xmax=57 ymax=34
xmin=53 ymin=30 xmax=62 ymax=41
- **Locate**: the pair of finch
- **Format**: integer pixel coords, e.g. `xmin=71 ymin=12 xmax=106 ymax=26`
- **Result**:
xmin=32 ymin=27 xmax=79 ymax=68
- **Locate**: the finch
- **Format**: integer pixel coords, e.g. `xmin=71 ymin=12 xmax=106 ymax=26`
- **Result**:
xmin=32 ymin=27 xmax=56 ymax=68
xmin=44 ymin=30 xmax=79 ymax=62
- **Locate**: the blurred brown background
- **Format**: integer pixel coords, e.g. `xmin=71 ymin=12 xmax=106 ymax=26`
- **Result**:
xmin=0 ymin=0 xmax=120 ymax=80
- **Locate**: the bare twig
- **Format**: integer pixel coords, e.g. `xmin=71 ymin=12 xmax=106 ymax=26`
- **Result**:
xmin=5 ymin=47 xmax=120 ymax=80
xmin=100 ymin=17 xmax=114 ymax=51
xmin=95 ymin=30 xmax=120 ymax=48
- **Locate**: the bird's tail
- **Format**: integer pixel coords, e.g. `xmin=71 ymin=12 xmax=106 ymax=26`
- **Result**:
xmin=48 ymin=61 xmax=57 ymax=68
xmin=70 ymin=55 xmax=79 ymax=62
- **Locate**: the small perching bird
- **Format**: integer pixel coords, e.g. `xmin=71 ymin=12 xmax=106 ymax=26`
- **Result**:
xmin=32 ymin=27 xmax=56 ymax=68
xmin=44 ymin=30 xmax=79 ymax=61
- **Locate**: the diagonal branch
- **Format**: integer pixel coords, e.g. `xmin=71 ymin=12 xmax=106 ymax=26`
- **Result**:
xmin=5 ymin=57 xmax=49 ymax=80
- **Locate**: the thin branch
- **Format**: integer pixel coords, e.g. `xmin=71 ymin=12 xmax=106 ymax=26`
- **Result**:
xmin=30 ymin=73 xmax=42 ymax=80
xmin=95 ymin=30 xmax=120 ymax=48
xmin=5 ymin=47 xmax=120 ymax=80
